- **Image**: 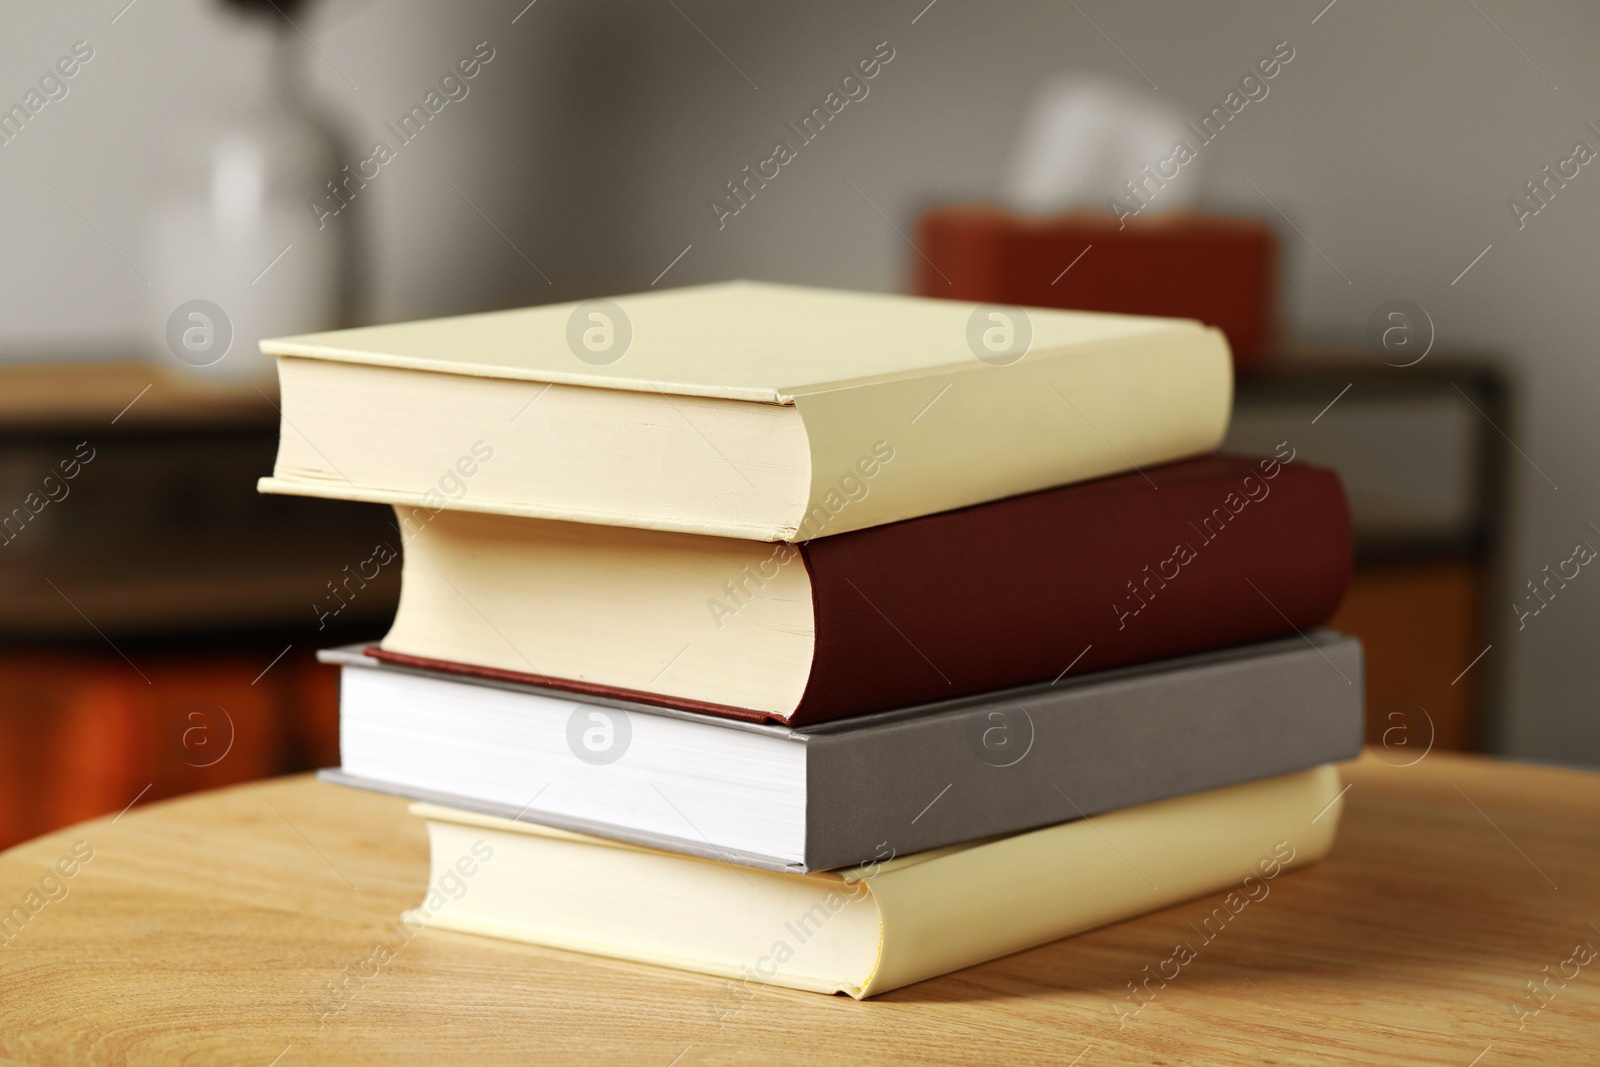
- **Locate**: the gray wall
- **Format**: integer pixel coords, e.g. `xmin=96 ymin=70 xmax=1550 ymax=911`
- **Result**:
xmin=3 ymin=0 xmax=1596 ymax=763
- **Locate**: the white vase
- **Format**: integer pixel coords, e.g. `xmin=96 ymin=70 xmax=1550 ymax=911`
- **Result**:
xmin=145 ymin=26 xmax=347 ymax=386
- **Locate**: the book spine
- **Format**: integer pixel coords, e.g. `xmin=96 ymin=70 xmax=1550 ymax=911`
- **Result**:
xmin=803 ymin=633 xmax=1361 ymax=870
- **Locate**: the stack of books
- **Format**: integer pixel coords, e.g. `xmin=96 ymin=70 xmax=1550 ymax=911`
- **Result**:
xmin=260 ymin=282 xmax=1362 ymax=998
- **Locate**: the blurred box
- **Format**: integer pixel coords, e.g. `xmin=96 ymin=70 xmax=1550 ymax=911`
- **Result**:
xmin=911 ymin=206 xmax=1279 ymax=371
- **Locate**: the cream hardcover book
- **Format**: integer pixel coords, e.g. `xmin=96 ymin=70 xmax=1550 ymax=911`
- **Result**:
xmin=258 ymin=282 xmax=1232 ymax=541
xmin=408 ymin=764 xmax=1344 ymax=998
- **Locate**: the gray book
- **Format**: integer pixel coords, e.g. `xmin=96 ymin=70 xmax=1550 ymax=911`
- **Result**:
xmin=318 ymin=631 xmax=1363 ymax=873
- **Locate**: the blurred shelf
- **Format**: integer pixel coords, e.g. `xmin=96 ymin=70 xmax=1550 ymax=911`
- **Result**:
xmin=0 ymin=360 xmax=372 ymax=850
xmin=1226 ymin=352 xmax=1513 ymax=754
xmin=0 ymin=359 xmax=395 ymax=640
xmin=1227 ymin=353 xmax=1507 ymax=561
xmin=0 ymin=360 xmax=277 ymax=433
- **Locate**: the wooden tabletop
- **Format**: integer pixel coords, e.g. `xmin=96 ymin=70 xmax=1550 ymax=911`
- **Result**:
xmin=1 ymin=750 xmax=1596 ymax=1066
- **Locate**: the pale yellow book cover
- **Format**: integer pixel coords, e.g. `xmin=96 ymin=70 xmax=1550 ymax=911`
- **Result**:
xmin=259 ymin=282 xmax=1232 ymax=541
xmin=407 ymin=764 xmax=1342 ymax=998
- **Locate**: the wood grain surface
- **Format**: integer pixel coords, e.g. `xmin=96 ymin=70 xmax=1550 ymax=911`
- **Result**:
xmin=1 ymin=750 xmax=1596 ymax=1066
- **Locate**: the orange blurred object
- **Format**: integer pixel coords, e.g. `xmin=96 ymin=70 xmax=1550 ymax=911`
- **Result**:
xmin=912 ymin=206 xmax=1280 ymax=372
xmin=1327 ymin=559 xmax=1485 ymax=752
xmin=0 ymin=646 xmax=343 ymax=850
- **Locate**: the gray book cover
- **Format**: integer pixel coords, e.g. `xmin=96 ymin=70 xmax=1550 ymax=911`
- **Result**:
xmin=319 ymin=630 xmax=1364 ymax=872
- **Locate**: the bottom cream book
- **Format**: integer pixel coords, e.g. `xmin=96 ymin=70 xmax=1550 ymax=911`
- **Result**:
xmin=406 ymin=764 xmax=1345 ymax=998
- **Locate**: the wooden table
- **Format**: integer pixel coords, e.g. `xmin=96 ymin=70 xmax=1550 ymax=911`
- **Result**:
xmin=1 ymin=751 xmax=1596 ymax=1065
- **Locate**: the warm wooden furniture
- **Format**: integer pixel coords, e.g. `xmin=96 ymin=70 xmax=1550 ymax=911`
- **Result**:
xmin=0 ymin=360 xmax=389 ymax=852
xmin=1328 ymin=560 xmax=1486 ymax=750
xmin=0 ymin=647 xmax=341 ymax=851
xmin=1 ymin=751 xmax=1595 ymax=1065
xmin=0 ymin=361 xmax=398 ymax=638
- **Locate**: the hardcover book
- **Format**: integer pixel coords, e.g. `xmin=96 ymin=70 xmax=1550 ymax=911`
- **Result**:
xmin=257 ymin=281 xmax=1231 ymax=541
xmin=407 ymin=764 xmax=1346 ymax=997
xmin=368 ymin=452 xmax=1351 ymax=723
xmin=321 ymin=631 xmax=1363 ymax=872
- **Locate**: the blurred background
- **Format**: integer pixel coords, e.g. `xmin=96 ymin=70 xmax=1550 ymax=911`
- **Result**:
xmin=1 ymin=0 xmax=1595 ymax=848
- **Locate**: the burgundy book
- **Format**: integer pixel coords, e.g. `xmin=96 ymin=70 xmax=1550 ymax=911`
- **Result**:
xmin=368 ymin=451 xmax=1351 ymax=726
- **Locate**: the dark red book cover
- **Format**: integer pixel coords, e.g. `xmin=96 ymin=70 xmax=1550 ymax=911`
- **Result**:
xmin=911 ymin=206 xmax=1279 ymax=372
xmin=795 ymin=450 xmax=1348 ymax=723
xmin=368 ymin=452 xmax=1352 ymax=726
